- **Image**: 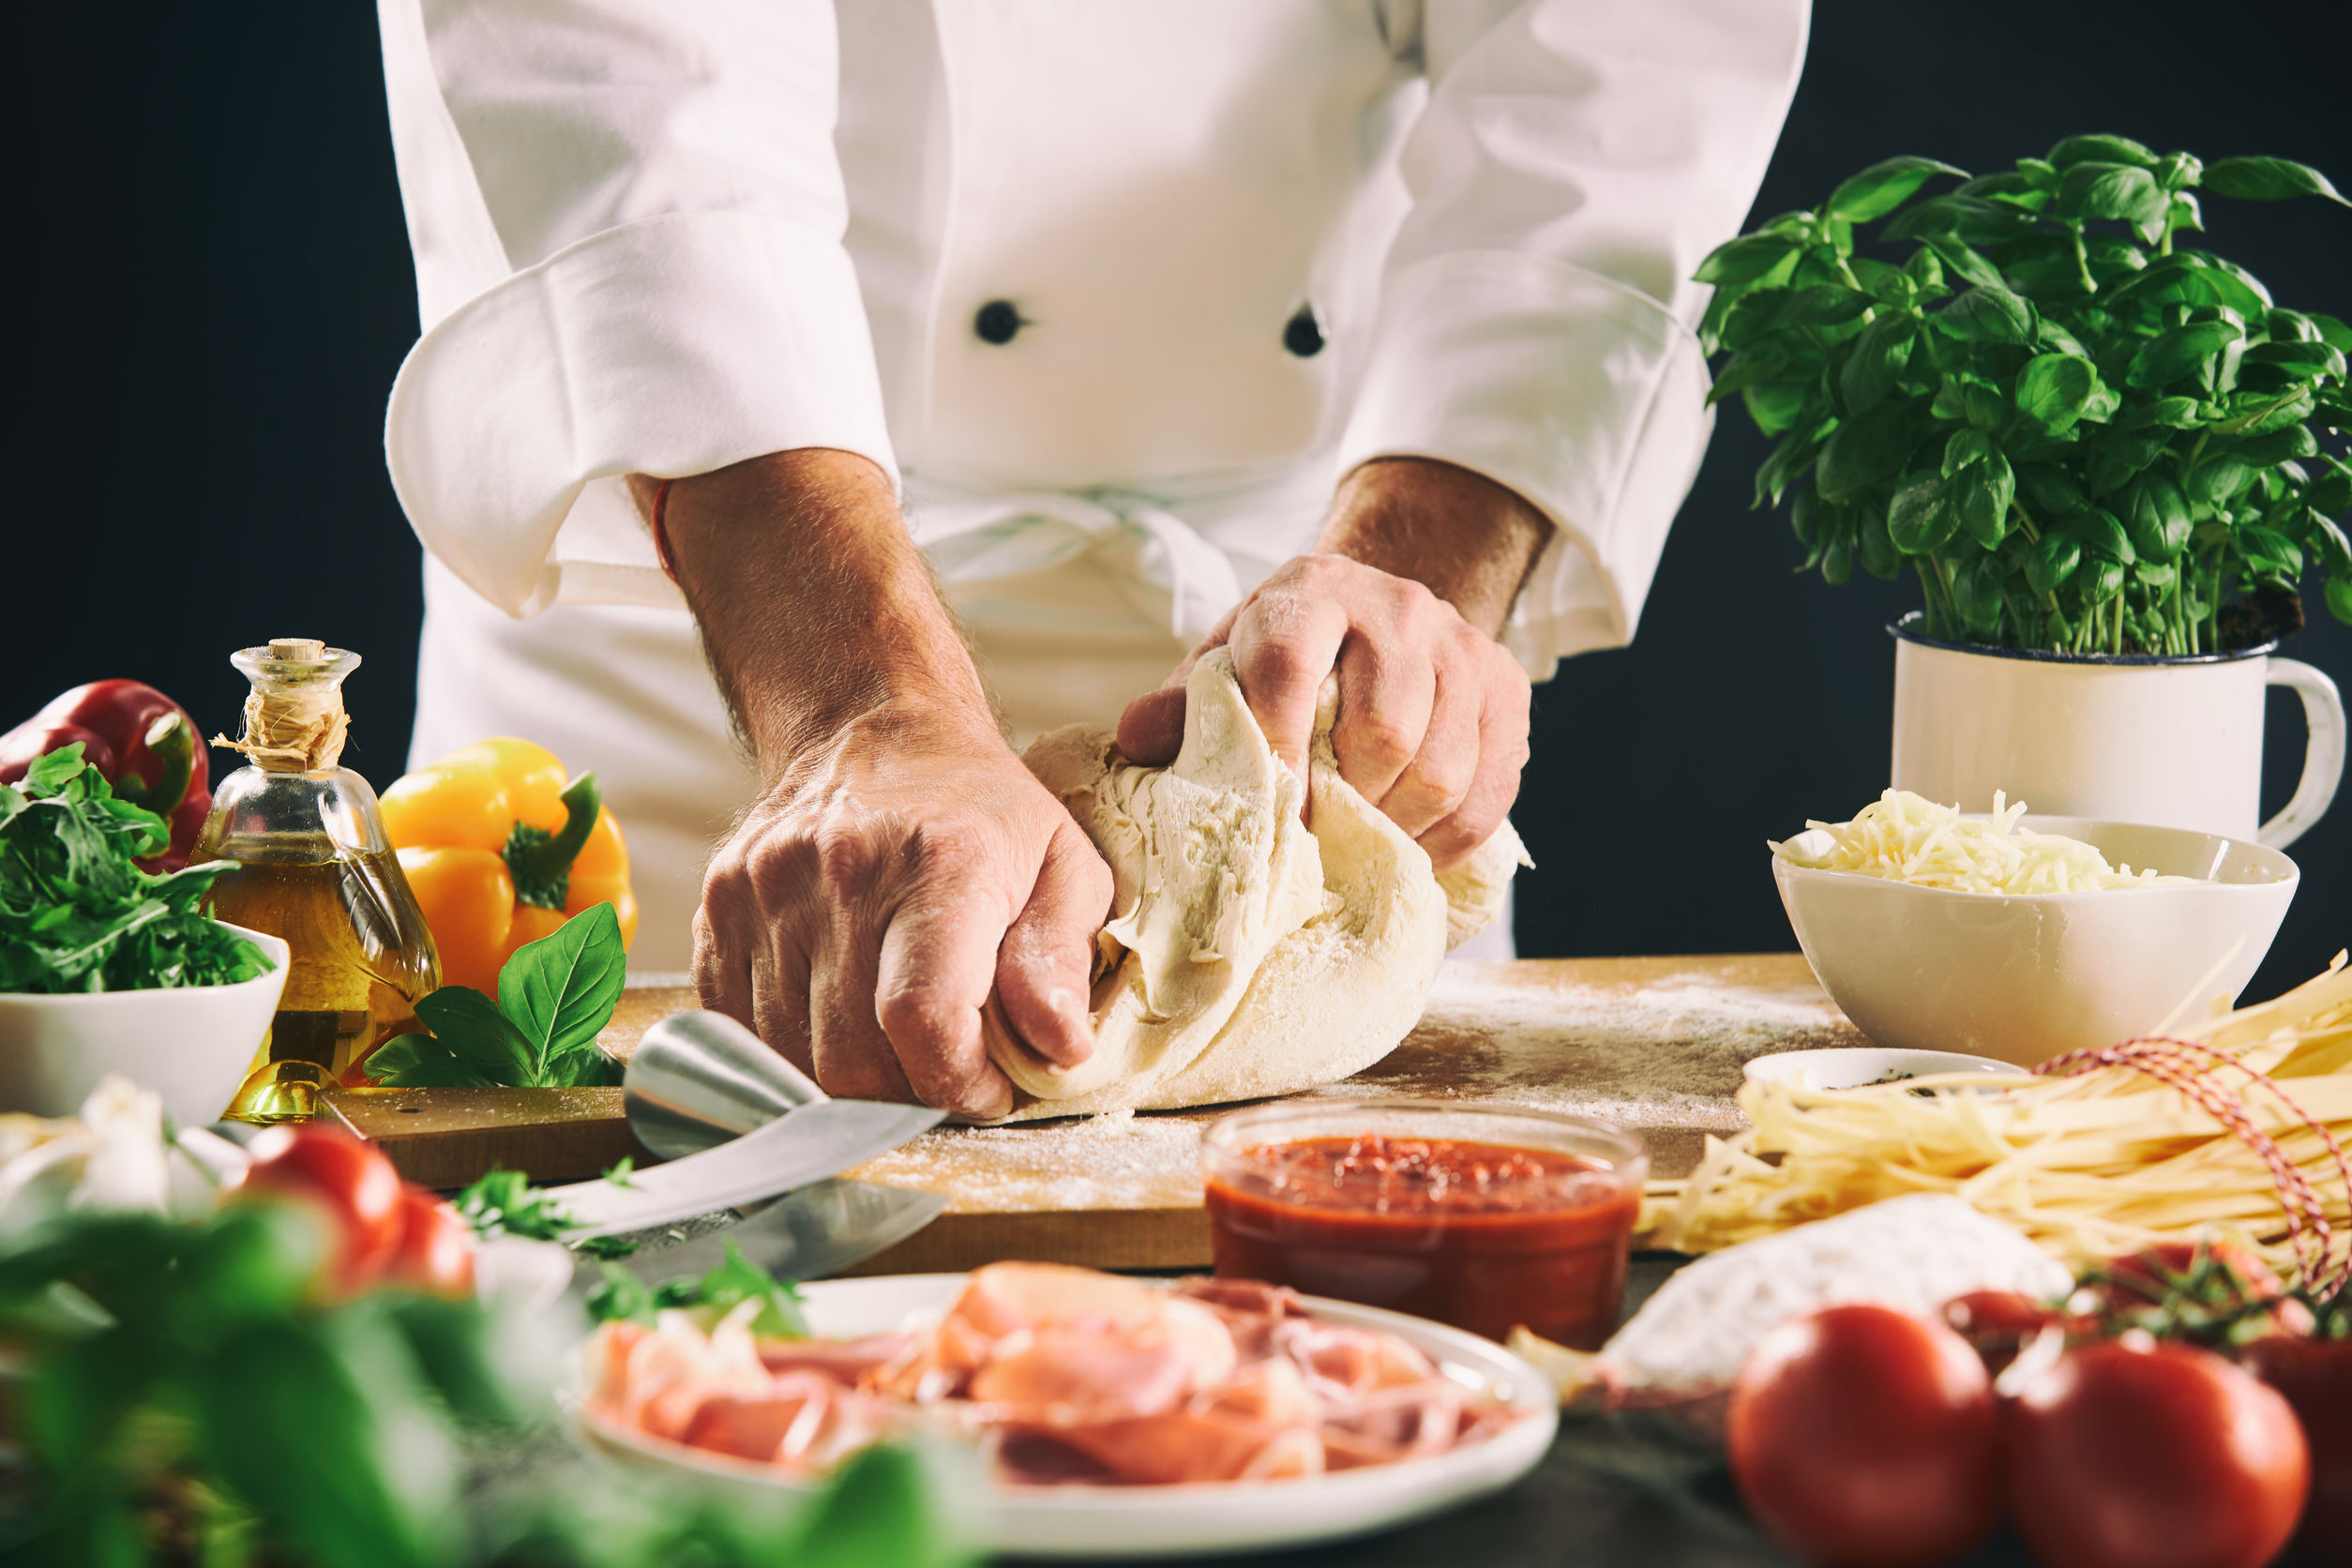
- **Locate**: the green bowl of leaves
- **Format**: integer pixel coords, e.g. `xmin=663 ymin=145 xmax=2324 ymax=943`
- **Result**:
xmin=1 ymin=745 xmax=284 ymax=1126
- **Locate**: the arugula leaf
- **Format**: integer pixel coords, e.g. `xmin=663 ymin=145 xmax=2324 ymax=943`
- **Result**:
xmin=0 ymin=745 xmax=269 ymax=995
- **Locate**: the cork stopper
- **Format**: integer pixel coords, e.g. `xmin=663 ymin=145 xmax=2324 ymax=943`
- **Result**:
xmin=213 ymin=640 xmax=360 ymax=773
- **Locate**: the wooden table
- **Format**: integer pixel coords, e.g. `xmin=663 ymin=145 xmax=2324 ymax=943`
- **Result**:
xmin=329 ymin=955 xmax=1862 ymax=1273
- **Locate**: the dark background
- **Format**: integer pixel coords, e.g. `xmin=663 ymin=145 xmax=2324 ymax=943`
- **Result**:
xmin=10 ymin=2 xmax=2349 ymax=1001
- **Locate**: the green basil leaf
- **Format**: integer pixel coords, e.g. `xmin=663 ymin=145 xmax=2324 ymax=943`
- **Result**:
xmin=2201 ymin=156 xmax=2349 ymax=206
xmin=2019 ymin=463 xmax=2090 ymax=516
xmin=2121 ymin=474 xmax=2192 ymax=560
xmin=1925 ymin=238 xmax=2005 ymax=289
xmin=364 ymin=1033 xmax=497 ymax=1090
xmin=1950 ymin=553 xmax=2007 ymax=634
xmin=498 ymin=902 xmax=628 ymax=1074
xmin=1756 ymin=418 xmax=1834 ymax=505
xmin=2118 ymin=397 xmax=2203 ymax=430
xmin=1953 ymin=171 xmax=2051 ymax=209
xmin=2084 ymin=557 xmax=2128 ymax=601
xmin=412 ymin=985 xmax=536 ymax=1079
xmin=2312 ymin=513 xmax=2352 ymax=574
xmin=2013 ymin=354 xmax=2100 ymax=433
xmin=1693 ymin=233 xmax=1801 ymax=288
xmin=1823 ymin=156 xmax=1968 ymax=223
xmin=2080 ymin=508 xmax=2137 ymax=564
xmin=1887 ymin=472 xmax=1955 ymax=554
xmin=2231 ymin=423 xmax=2321 ymax=468
xmin=2309 ymin=313 xmax=2352 ymax=355
xmin=2327 ymin=575 xmax=2352 ymax=627
xmin=2027 ymin=529 xmax=2083 ymax=594
xmin=2048 ymin=134 xmax=2159 ymax=171
xmin=2314 ymin=457 xmax=2352 ymax=518
xmin=1856 ymin=505 xmax=1903 ymax=580
xmin=1883 ymin=195 xmax=2035 ymax=247
xmin=1820 ymin=532 xmax=1853 ymax=585
xmin=2127 ymin=320 xmax=2245 ymax=389
xmin=1837 ymin=313 xmax=1916 ymax=414
xmin=1905 ymin=247 xmax=1946 ymax=291
xmin=2184 ymin=450 xmax=2256 ymax=509
xmin=1815 ymin=401 xmax=1921 ymax=502
xmin=1955 ymin=454 xmax=2017 ymax=548
xmin=2243 ymin=340 xmax=2347 ymax=380
xmin=1772 ymin=284 xmax=1876 ymax=328
xmin=2242 ymin=525 xmax=2304 ymax=575
xmin=1705 ymin=350 xmax=1790 ymax=406
xmin=2058 ymin=163 xmax=2169 ymax=229
xmin=1937 ymin=284 xmax=2038 ymax=345
xmin=1943 ymin=429 xmax=1997 ymax=476
xmin=2156 ymin=151 xmax=2204 ymax=191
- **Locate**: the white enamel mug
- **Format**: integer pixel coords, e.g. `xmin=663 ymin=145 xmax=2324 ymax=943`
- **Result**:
xmin=1889 ymin=615 xmax=2346 ymax=849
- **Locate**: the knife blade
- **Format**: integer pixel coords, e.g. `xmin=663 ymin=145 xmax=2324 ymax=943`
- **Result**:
xmin=543 ymin=1098 xmax=944 ymax=1240
xmin=578 ymin=1178 xmax=946 ymax=1286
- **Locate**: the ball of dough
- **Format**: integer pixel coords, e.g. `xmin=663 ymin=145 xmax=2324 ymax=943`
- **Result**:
xmin=987 ymin=649 xmax=1528 ymax=1119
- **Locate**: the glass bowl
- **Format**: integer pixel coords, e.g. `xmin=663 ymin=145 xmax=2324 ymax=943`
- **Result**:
xmin=1199 ymin=1098 xmax=1648 ymax=1349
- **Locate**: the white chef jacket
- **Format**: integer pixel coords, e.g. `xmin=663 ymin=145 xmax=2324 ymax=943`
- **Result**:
xmin=379 ymin=0 xmax=1810 ymax=968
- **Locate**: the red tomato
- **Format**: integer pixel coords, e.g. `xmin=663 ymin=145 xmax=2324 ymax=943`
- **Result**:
xmin=379 ymin=1188 xmax=477 ymax=1299
xmin=2236 ymin=1334 xmax=2352 ymax=1566
xmin=230 ymin=1124 xmax=404 ymax=1295
xmin=2005 ymin=1339 xmax=2309 ymax=1568
xmin=1727 ymin=1304 xmax=1999 ymax=1568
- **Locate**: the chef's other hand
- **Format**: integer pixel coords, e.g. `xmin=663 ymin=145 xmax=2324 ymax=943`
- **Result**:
xmin=1117 ymin=459 xmax=1550 ymax=872
xmin=651 ymin=450 xmax=1107 ymax=1119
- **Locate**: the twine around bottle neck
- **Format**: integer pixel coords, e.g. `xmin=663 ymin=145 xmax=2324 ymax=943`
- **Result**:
xmin=211 ymin=638 xmax=354 ymax=773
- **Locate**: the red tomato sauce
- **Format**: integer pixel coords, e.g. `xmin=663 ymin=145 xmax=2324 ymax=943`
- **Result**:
xmin=1203 ymin=1134 xmax=1641 ymax=1349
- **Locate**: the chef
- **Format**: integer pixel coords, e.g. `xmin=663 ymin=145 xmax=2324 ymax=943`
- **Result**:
xmin=378 ymin=0 xmax=1808 ymax=1116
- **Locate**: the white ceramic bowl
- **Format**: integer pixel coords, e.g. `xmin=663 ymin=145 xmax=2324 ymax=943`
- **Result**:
xmin=1772 ymin=817 xmax=2297 ymax=1067
xmin=0 ymin=923 xmax=289 ymax=1126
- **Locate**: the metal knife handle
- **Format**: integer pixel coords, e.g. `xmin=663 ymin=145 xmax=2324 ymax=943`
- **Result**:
xmin=625 ymin=1010 xmax=827 ymax=1160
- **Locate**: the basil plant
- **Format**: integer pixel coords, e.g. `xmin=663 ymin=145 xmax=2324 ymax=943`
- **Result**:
xmin=1697 ymin=135 xmax=2352 ymax=655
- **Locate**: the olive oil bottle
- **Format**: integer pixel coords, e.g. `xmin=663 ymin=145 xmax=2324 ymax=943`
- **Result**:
xmin=195 ymin=639 xmax=440 ymax=1121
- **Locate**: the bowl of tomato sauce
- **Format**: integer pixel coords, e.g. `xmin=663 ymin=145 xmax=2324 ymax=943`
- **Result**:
xmin=1200 ymin=1100 xmax=1648 ymax=1349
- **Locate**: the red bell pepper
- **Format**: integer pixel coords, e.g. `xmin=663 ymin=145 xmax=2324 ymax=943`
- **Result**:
xmin=0 ymin=680 xmax=212 ymax=871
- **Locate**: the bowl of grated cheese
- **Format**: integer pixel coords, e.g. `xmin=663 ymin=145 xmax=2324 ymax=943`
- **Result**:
xmin=1770 ymin=790 xmax=2298 ymax=1066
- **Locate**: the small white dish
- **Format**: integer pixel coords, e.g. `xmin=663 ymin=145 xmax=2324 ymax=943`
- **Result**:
xmin=1773 ymin=816 xmax=2296 ymax=1067
xmin=0 ymin=923 xmax=289 ymax=1127
xmin=1742 ymin=1047 xmax=2028 ymax=1091
xmin=576 ymin=1273 xmax=1560 ymax=1560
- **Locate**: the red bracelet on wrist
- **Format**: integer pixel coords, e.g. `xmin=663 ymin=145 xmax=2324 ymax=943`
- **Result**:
xmin=649 ymin=477 xmax=678 ymax=582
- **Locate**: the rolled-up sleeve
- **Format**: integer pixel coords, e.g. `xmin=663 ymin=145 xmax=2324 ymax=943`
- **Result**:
xmin=1340 ymin=0 xmax=1810 ymax=677
xmin=377 ymin=0 xmax=895 ymax=616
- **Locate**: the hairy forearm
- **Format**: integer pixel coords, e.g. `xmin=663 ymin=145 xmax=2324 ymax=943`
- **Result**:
xmin=640 ymin=450 xmax=990 ymax=775
xmin=1317 ymin=458 xmax=1554 ymax=638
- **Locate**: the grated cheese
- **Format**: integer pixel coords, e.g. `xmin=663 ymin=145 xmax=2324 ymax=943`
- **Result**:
xmin=1770 ymin=788 xmax=2198 ymax=895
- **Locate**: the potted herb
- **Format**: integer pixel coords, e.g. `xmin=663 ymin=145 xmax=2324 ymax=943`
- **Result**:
xmin=1698 ymin=135 xmax=2348 ymax=846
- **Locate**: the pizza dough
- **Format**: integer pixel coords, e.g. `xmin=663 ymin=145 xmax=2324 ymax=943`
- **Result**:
xmin=986 ymin=649 xmax=1528 ymax=1119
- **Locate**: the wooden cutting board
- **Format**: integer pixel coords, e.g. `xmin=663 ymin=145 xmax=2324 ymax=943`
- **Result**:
xmin=327 ymin=955 xmax=1862 ymax=1273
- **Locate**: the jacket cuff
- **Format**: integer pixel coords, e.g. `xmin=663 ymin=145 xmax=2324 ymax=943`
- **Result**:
xmin=385 ymin=208 xmax=897 ymax=617
xmin=1334 ymin=249 xmax=1712 ymax=681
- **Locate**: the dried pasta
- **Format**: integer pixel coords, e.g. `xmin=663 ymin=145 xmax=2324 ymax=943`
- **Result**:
xmin=1651 ymin=956 xmax=2352 ymax=1285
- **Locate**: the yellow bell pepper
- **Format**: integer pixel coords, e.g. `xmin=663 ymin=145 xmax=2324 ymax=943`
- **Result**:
xmin=381 ymin=738 xmax=638 ymax=993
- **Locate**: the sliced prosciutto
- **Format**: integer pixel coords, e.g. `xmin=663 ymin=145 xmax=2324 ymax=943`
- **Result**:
xmin=585 ymin=1261 xmax=1520 ymax=1486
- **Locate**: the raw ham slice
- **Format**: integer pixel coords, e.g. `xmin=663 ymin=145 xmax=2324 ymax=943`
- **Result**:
xmin=587 ymin=1263 xmax=1521 ymax=1488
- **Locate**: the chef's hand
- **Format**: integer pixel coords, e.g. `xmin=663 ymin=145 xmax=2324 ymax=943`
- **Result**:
xmin=1117 ymin=459 xmax=1552 ymax=871
xmin=647 ymin=451 xmax=1106 ymax=1118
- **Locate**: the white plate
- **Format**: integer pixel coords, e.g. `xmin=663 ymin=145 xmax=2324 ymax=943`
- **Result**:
xmin=1742 ymin=1046 xmax=2029 ymax=1091
xmin=576 ymin=1273 xmax=1560 ymax=1560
